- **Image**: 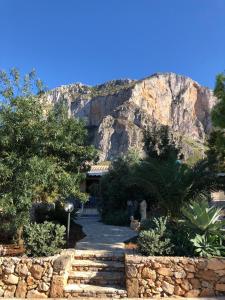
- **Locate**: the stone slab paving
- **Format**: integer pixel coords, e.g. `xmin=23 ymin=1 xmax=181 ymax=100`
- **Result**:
xmin=75 ymin=215 xmax=136 ymax=251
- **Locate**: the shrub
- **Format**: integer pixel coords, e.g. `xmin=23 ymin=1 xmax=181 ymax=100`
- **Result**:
xmin=140 ymin=218 xmax=155 ymax=231
xmin=137 ymin=217 xmax=174 ymax=256
xmin=0 ymin=213 xmax=17 ymax=243
xmin=23 ymin=221 xmax=66 ymax=257
xmin=167 ymin=221 xmax=195 ymax=257
xmin=34 ymin=200 xmax=79 ymax=225
xmin=34 ymin=204 xmax=55 ymax=223
xmin=140 ymin=217 xmax=195 ymax=256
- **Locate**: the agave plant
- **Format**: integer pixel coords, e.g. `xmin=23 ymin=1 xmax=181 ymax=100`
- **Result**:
xmin=191 ymin=233 xmax=225 ymax=257
xmin=181 ymin=198 xmax=225 ymax=234
xmin=181 ymin=199 xmax=225 ymax=257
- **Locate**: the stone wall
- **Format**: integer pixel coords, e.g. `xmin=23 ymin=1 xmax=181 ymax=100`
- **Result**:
xmin=0 ymin=244 xmax=24 ymax=257
xmin=125 ymin=254 xmax=225 ymax=298
xmin=0 ymin=251 xmax=73 ymax=298
xmin=2 ymin=252 xmax=225 ymax=298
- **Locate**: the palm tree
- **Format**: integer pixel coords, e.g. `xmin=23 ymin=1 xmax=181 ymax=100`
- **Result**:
xmin=127 ymin=154 xmax=223 ymax=218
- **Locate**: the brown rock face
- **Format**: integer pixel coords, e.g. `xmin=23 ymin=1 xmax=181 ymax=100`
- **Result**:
xmin=216 ymin=283 xmax=225 ymax=291
xmin=197 ymin=269 xmax=217 ymax=281
xmin=142 ymin=268 xmax=156 ymax=280
xmin=30 ymin=264 xmax=44 ymax=280
xmin=26 ymin=290 xmax=48 ymax=298
xmin=207 ymin=258 xmax=225 ymax=270
xmin=47 ymin=73 xmax=216 ymax=161
xmin=162 ymin=281 xmax=174 ymax=295
xmin=174 ymin=285 xmax=185 ymax=296
xmin=185 ymin=289 xmax=200 ymax=297
xmin=50 ymin=275 xmax=64 ymax=298
xmin=15 ymin=280 xmax=27 ymax=298
xmin=126 ymin=265 xmax=138 ymax=278
xmin=158 ymin=267 xmax=173 ymax=276
xmin=126 ymin=278 xmax=139 ymax=298
xmin=4 ymin=285 xmax=16 ymax=297
xmin=3 ymin=274 xmax=19 ymax=285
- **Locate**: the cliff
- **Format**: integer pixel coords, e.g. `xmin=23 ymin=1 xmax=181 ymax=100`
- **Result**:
xmin=46 ymin=73 xmax=216 ymax=162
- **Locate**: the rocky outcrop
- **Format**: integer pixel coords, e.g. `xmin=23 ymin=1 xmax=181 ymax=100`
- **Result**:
xmin=46 ymin=73 xmax=216 ymax=161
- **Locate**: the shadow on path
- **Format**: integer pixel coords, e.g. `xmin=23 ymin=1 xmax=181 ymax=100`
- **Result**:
xmin=75 ymin=214 xmax=136 ymax=251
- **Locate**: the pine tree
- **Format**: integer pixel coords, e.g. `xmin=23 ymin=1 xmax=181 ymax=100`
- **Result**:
xmin=208 ymin=73 xmax=225 ymax=171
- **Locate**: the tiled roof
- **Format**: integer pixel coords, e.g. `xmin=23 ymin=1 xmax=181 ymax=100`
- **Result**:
xmin=87 ymin=163 xmax=110 ymax=176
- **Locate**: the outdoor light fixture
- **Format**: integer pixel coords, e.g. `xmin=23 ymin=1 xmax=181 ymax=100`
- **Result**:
xmin=64 ymin=201 xmax=74 ymax=248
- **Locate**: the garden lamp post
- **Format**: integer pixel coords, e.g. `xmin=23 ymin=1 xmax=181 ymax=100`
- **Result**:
xmin=64 ymin=201 xmax=74 ymax=248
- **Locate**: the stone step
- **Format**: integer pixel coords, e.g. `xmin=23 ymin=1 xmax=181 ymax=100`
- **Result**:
xmin=72 ymin=259 xmax=125 ymax=271
xmin=68 ymin=270 xmax=124 ymax=285
xmin=74 ymin=250 xmax=124 ymax=261
xmin=64 ymin=283 xmax=127 ymax=298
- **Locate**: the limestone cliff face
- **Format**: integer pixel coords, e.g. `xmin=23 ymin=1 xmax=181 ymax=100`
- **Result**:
xmin=46 ymin=73 xmax=216 ymax=161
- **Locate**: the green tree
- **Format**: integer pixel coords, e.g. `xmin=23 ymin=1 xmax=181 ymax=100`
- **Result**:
xmin=209 ymin=73 xmax=225 ymax=171
xmin=132 ymin=125 xmax=221 ymax=217
xmin=132 ymin=154 xmax=221 ymax=218
xmin=100 ymin=125 xmax=221 ymax=221
xmin=99 ymin=150 xmax=141 ymax=222
xmin=144 ymin=124 xmax=182 ymax=161
xmin=0 ymin=69 xmax=97 ymax=243
xmin=212 ymin=73 xmax=225 ymax=129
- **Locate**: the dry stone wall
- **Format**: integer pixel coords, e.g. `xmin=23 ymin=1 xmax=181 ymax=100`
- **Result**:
xmin=125 ymin=254 xmax=225 ymax=298
xmin=0 ymin=252 xmax=72 ymax=298
xmin=2 ymin=252 xmax=225 ymax=298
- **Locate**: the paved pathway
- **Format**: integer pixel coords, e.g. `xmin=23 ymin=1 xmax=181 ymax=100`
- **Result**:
xmin=75 ymin=214 xmax=136 ymax=251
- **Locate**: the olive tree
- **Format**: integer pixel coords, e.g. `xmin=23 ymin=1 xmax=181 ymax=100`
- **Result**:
xmin=0 ymin=69 xmax=97 ymax=243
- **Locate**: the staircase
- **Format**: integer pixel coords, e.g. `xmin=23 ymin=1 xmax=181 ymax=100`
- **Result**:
xmin=64 ymin=250 xmax=127 ymax=298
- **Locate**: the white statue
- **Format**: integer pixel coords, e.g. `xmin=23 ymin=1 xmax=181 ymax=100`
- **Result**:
xmin=139 ymin=200 xmax=147 ymax=221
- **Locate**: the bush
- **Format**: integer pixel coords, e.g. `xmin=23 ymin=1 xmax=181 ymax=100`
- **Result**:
xmin=137 ymin=203 xmax=225 ymax=258
xmin=0 ymin=213 xmax=17 ymax=243
xmin=137 ymin=217 xmax=174 ymax=256
xmin=167 ymin=221 xmax=195 ymax=257
xmin=23 ymin=221 xmax=66 ymax=257
xmin=102 ymin=210 xmax=130 ymax=226
xmin=34 ymin=204 xmax=55 ymax=223
xmin=34 ymin=200 xmax=79 ymax=225
xmin=140 ymin=218 xmax=155 ymax=231
xmin=139 ymin=217 xmax=194 ymax=256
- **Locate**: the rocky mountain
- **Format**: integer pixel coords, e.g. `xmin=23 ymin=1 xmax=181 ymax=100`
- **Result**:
xmin=46 ymin=73 xmax=216 ymax=162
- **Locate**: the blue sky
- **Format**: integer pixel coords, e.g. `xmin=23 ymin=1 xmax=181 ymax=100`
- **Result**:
xmin=0 ymin=0 xmax=225 ymax=89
